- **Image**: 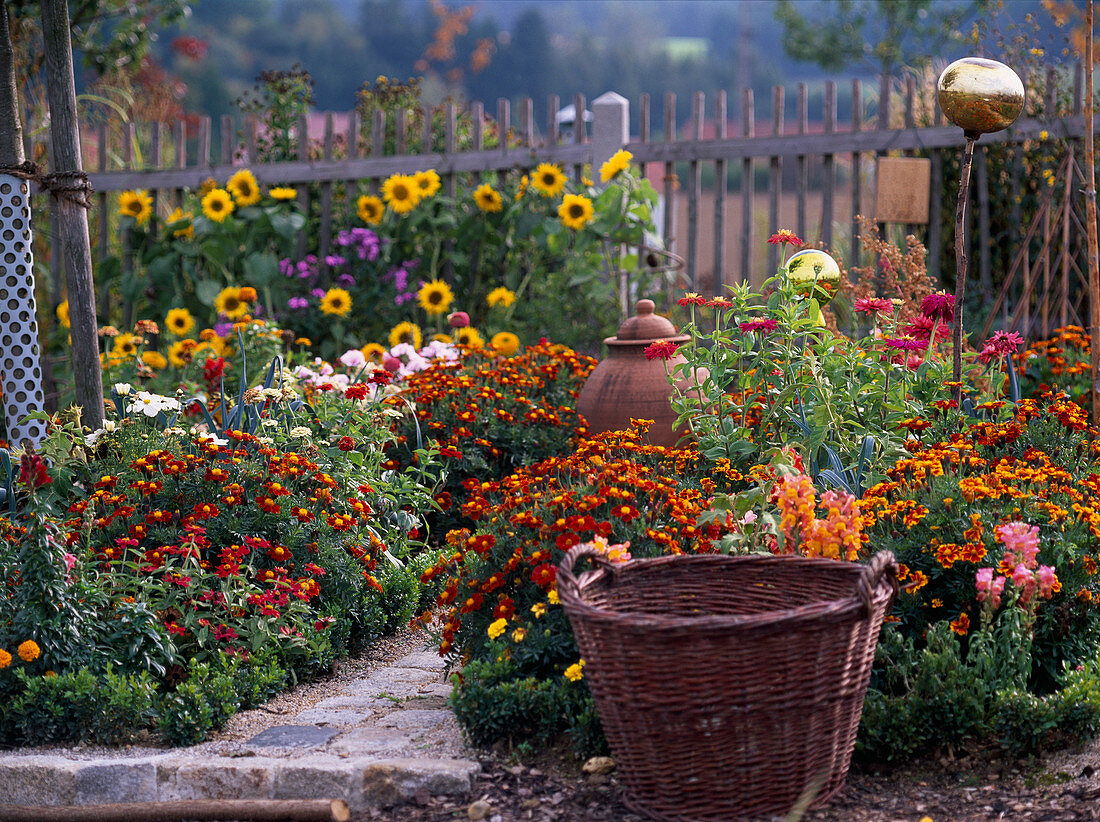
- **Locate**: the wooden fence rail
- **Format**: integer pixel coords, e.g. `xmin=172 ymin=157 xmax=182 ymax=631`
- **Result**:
xmin=29 ymin=65 xmax=1092 ymax=339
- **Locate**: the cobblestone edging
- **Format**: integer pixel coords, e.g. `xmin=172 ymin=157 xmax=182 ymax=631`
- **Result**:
xmin=1 ymin=651 xmax=479 ymax=812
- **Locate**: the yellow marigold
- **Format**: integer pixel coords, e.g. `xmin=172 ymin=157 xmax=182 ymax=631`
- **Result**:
xmin=473 ymin=182 xmax=503 ymax=213
xmin=17 ymin=640 xmax=40 ymax=662
xmin=417 ymin=279 xmax=454 ymax=316
xmin=319 ymin=287 xmax=352 ymax=317
xmin=357 ymin=194 xmax=384 ymax=225
xmin=486 ymin=286 xmax=515 ymax=308
xmin=227 ymin=169 xmax=261 ymax=207
xmin=487 ymin=618 xmax=508 ymax=639
xmin=456 ymin=326 xmax=484 ymax=348
xmin=382 ymin=173 xmax=420 ymax=214
xmin=214 ymin=286 xmax=249 ymax=320
xmin=166 ymin=207 xmax=193 ymax=239
xmin=0 ymin=649 xmax=10 ymax=669
xmin=559 ymin=193 xmax=594 ymax=230
xmin=142 ymin=351 xmax=168 ymax=370
xmin=531 ymin=162 xmax=567 ymax=197
xmin=490 ymin=331 xmax=520 ymax=356
xmin=201 ymin=188 xmax=235 ymax=222
xmin=563 ymin=660 xmax=585 ymax=681
xmin=269 ymin=186 xmax=298 ymax=201
xmin=600 ymin=148 xmax=633 ymax=183
xmin=164 ymin=307 xmax=195 ymax=337
xmin=414 ymin=169 xmax=441 ymax=198
xmin=511 ymin=627 xmax=527 ymax=642
xmin=118 ymin=190 xmax=152 ymax=225
xmin=547 ymin=588 xmax=560 ymax=605
xmin=530 ymin=601 xmax=547 ymax=618
xmin=56 ymin=300 xmax=70 ymax=329
xmin=389 ymin=321 xmax=423 ymax=349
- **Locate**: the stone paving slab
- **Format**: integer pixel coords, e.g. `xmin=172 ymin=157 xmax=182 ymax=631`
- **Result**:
xmin=1 ymin=646 xmax=477 ymax=811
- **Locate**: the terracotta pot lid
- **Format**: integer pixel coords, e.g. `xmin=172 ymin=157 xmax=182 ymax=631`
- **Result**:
xmin=608 ymin=299 xmax=683 ymax=344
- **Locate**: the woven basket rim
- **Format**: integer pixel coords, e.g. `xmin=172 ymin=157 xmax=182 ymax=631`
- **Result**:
xmin=559 ymin=552 xmax=891 ymax=632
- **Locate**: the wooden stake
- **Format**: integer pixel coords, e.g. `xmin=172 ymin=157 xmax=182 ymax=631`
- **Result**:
xmin=40 ymin=0 xmax=104 ymax=430
xmin=1087 ymin=0 xmax=1100 ymax=426
xmin=951 ymin=133 xmax=978 ymax=399
xmin=0 ymin=799 xmax=350 ymax=822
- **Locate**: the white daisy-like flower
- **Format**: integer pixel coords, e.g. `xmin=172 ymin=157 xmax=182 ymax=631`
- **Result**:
xmin=289 ymin=426 xmax=312 ymax=439
xmin=113 ymin=382 xmax=133 ymax=396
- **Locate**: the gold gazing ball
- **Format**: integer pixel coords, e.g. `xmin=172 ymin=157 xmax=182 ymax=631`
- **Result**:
xmin=937 ymin=57 xmax=1025 ymax=135
xmin=785 ymin=249 xmax=841 ymax=307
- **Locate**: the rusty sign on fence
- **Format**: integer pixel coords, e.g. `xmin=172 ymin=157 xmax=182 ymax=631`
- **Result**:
xmin=875 ymin=156 xmax=931 ymax=224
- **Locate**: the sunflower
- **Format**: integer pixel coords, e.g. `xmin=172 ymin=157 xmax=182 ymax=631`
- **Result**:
xmin=197 ymin=337 xmax=228 ymax=358
xmin=357 ymin=194 xmax=384 ymax=225
xmin=112 ymin=332 xmax=140 ymax=358
xmin=164 ymin=307 xmax=195 ymax=337
xmin=118 ymin=190 xmax=153 ymax=225
xmin=214 ymin=286 xmax=249 ymax=320
xmin=486 ymin=287 xmax=516 ymax=308
xmin=167 ymin=340 xmax=191 ymax=367
xmin=559 ymin=193 xmax=595 ymax=230
xmin=56 ymin=300 xmax=70 ymax=329
xmin=417 ymin=279 xmax=454 ymax=316
xmin=490 ymin=331 xmax=520 ymax=356
xmin=166 ymin=207 xmax=193 ymax=239
xmin=531 ymin=163 xmax=567 ymax=197
xmin=202 ymin=188 xmax=235 ymax=222
xmin=431 ymin=333 xmax=453 ymax=344
xmin=227 ymin=169 xmax=261 ymax=207
xmin=142 ymin=350 xmax=168 ymax=370
xmin=456 ymin=326 xmax=484 ymax=348
xmin=389 ymin=321 xmax=423 ymax=349
xmin=473 ymin=183 xmax=503 ymax=213
xmin=269 ymin=186 xmax=298 ymax=201
xmin=382 ymin=174 xmax=420 ymax=214
xmin=361 ymin=342 xmax=387 ymax=363
xmin=516 ymin=174 xmax=529 ymax=200
xmin=600 ymin=148 xmax=633 ymax=183
xmin=320 ymin=287 xmax=352 ymax=317
xmin=415 ymin=169 xmax=441 ymax=198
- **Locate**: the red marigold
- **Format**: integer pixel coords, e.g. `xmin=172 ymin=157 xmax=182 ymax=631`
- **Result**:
xmin=531 ymin=563 xmax=557 ymax=588
xmin=459 ymin=593 xmax=484 ymax=613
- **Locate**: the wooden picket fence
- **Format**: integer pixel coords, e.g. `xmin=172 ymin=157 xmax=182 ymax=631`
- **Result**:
xmin=30 ymin=63 xmax=1096 ymax=340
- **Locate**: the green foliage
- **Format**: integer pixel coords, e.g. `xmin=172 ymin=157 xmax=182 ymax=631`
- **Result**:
xmin=157 ymin=657 xmax=240 ymax=746
xmin=238 ymin=65 xmax=314 ymax=163
xmin=7 ymin=667 xmax=156 ymax=746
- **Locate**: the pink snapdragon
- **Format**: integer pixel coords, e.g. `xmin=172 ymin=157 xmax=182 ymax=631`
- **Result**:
xmin=975 ymin=567 xmax=1007 ymax=609
xmin=996 ymin=521 xmax=1040 ymax=568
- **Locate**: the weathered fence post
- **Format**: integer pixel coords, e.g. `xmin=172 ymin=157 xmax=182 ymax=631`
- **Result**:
xmin=0 ymin=3 xmax=45 ymax=449
xmin=591 ymin=92 xmax=629 ymax=180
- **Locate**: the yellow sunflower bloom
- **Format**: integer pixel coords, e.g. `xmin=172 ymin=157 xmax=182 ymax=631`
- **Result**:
xmin=389 ymin=321 xmax=423 ymax=349
xmin=167 ymin=340 xmax=191 ymax=368
xmin=361 ymin=342 xmax=387 ymax=362
xmin=559 ymin=193 xmax=595 ymax=230
xmin=197 ymin=336 xmax=228 ymax=358
xmin=111 ymin=332 xmax=140 ymax=358
xmin=118 ymin=190 xmax=153 ymax=225
xmin=214 ymin=286 xmax=249 ymax=320
xmin=319 ymin=287 xmax=352 ymax=317
xmin=486 ymin=287 xmax=516 ymax=308
xmin=269 ymin=186 xmax=298 ymax=201
xmin=357 ymin=194 xmax=384 ymax=225
xmin=382 ymin=173 xmax=420 ymax=214
xmin=600 ymin=148 xmax=633 ymax=183
xmin=473 ymin=182 xmax=503 ymax=213
xmin=227 ymin=169 xmax=261 ymax=207
xmin=56 ymin=300 xmax=70 ymax=329
xmin=164 ymin=307 xmax=195 ymax=337
xmin=166 ymin=207 xmax=193 ymax=239
xmin=414 ymin=169 xmax=441 ymax=198
xmin=531 ymin=163 xmax=566 ymax=197
xmin=490 ymin=331 xmax=520 ymax=356
xmin=431 ymin=333 xmax=453 ymax=344
xmin=456 ymin=326 xmax=484 ymax=348
xmin=202 ymin=188 xmax=235 ymax=222
xmin=417 ymin=279 xmax=454 ymax=316
xmin=142 ymin=350 xmax=168 ymax=370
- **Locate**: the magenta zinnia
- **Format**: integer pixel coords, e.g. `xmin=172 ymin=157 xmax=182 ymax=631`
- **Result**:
xmin=644 ymin=339 xmax=679 ymax=360
xmin=885 ymin=336 xmax=925 ymax=352
xmin=739 ymin=319 xmax=779 ymax=333
xmin=854 ymin=297 xmax=893 ymax=315
xmin=919 ymin=290 xmax=955 ymax=323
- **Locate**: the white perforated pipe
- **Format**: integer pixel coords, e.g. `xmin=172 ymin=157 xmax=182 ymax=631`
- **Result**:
xmin=0 ymin=174 xmax=46 ymax=448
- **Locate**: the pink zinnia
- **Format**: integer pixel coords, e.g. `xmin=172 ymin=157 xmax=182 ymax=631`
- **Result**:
xmin=977 ymin=343 xmax=1000 ymax=365
xmin=739 ymin=319 xmax=779 ymax=333
xmin=985 ymin=329 xmax=1024 ymax=356
xmin=644 ymin=339 xmax=679 ymax=360
xmin=920 ymin=290 xmax=955 ymax=323
xmin=854 ymin=297 xmax=893 ymax=315
xmin=885 ymin=336 xmax=925 ymax=352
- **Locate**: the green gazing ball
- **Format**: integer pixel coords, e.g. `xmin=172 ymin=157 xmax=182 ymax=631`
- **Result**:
xmin=785 ymin=249 xmax=841 ymax=307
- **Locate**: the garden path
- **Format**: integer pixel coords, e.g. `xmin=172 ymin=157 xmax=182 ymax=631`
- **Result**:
xmin=1 ymin=641 xmax=480 ymax=814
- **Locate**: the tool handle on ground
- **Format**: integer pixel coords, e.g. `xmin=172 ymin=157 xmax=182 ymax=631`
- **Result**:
xmin=856 ymin=550 xmax=899 ymax=616
xmin=558 ymin=544 xmax=619 ymax=599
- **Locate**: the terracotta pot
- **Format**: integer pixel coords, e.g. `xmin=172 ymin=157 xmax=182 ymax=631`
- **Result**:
xmin=576 ymin=299 xmax=705 ymax=447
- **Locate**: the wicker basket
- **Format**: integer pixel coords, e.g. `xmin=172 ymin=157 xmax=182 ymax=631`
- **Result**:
xmin=558 ymin=546 xmax=898 ymax=822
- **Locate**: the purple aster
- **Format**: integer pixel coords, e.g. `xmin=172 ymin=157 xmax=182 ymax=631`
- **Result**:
xmin=287 ymin=296 xmax=308 ymax=309
xmin=279 ymin=258 xmax=294 ymax=277
xmin=213 ymin=321 xmax=234 ymax=337
xmin=324 ymin=254 xmax=347 ymax=268
xmin=310 ymin=288 xmax=326 ymax=298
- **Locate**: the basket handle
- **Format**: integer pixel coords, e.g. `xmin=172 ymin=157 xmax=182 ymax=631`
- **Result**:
xmin=856 ymin=550 xmax=899 ymax=616
xmin=558 ymin=544 xmax=619 ymax=599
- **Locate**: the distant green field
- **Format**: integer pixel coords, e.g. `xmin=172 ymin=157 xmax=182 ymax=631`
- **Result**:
xmin=657 ymin=37 xmax=710 ymax=61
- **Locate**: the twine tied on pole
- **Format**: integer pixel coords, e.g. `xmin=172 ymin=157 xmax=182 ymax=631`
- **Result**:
xmin=0 ymin=159 xmax=93 ymax=208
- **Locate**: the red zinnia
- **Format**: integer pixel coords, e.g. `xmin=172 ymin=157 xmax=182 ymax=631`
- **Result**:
xmin=767 ymin=229 xmax=804 ymax=246
xmin=337 ymin=436 xmax=356 ymax=451
xmin=644 ymin=339 xmax=679 ymax=360
xmin=854 ymin=297 xmax=893 ymax=315
xmin=345 ymin=384 xmax=368 ymax=401
xmin=919 ymin=291 xmax=955 ymax=323
xmin=677 ymin=292 xmax=706 ymax=306
xmin=738 ymin=319 xmax=779 ymax=333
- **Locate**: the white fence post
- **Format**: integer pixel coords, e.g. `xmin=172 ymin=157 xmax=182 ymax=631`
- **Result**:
xmin=592 ymin=92 xmax=629 ymax=180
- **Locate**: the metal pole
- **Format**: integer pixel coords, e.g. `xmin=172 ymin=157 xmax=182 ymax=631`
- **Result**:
xmin=1086 ymin=0 xmax=1099 ymax=426
xmin=952 ymin=133 xmax=978 ymax=399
